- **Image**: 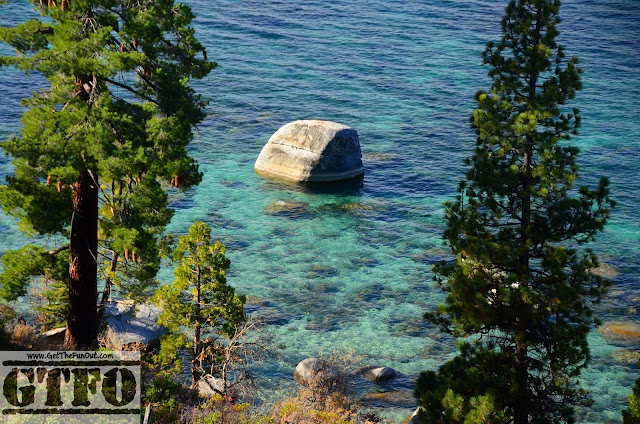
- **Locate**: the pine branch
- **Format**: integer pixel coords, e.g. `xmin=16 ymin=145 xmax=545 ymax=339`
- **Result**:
xmin=98 ymin=76 xmax=160 ymax=106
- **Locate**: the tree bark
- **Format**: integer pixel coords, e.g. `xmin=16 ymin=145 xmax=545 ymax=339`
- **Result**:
xmin=64 ymin=169 xmax=99 ymax=349
xmin=95 ymin=252 xmax=118 ymax=334
xmin=193 ymin=263 xmax=201 ymax=385
xmin=513 ymin=5 xmax=543 ymax=423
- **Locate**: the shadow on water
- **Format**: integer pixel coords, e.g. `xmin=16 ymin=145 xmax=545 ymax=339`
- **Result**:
xmin=258 ymin=174 xmax=365 ymax=196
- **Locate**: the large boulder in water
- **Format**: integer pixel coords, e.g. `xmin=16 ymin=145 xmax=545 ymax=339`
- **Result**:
xmin=255 ymin=120 xmax=364 ymax=182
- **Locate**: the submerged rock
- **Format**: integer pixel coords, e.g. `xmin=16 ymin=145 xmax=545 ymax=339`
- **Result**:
xmin=304 ymin=316 xmax=340 ymax=332
xmin=205 ymin=211 xmax=245 ymax=230
xmin=294 ymin=358 xmax=340 ymax=387
xmin=251 ymin=307 xmax=292 ymax=326
xmin=612 ymin=349 xmax=640 ymax=364
xmin=591 ymin=262 xmax=618 ymax=279
xmin=598 ymin=321 xmax=640 ymax=346
xmin=255 ymin=120 xmax=364 ymax=182
xmin=264 ymin=200 xmax=314 ymax=219
xmin=349 ymin=256 xmax=381 ymax=268
xmin=389 ymin=319 xmax=430 ymax=338
xmin=211 ymin=234 xmax=251 ymax=251
xmin=243 ymin=296 xmax=271 ymax=314
xmin=309 ymin=263 xmax=340 ymax=278
xmin=219 ymin=179 xmax=247 ymax=189
xmin=359 ymin=365 xmax=397 ymax=382
xmin=318 ymin=202 xmax=377 ymax=215
xmin=362 ymin=151 xmax=395 ymax=162
xmin=361 ymin=390 xmax=414 ymax=408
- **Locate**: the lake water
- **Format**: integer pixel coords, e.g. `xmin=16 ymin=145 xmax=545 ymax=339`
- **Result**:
xmin=1 ymin=0 xmax=639 ymax=422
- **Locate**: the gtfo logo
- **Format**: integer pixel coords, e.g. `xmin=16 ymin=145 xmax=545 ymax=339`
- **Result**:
xmin=0 ymin=351 xmax=140 ymax=424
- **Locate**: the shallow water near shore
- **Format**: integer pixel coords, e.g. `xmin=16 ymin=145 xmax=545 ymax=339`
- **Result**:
xmin=1 ymin=0 xmax=640 ymax=422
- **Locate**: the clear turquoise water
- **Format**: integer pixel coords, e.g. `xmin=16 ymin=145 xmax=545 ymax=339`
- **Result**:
xmin=1 ymin=0 xmax=639 ymax=422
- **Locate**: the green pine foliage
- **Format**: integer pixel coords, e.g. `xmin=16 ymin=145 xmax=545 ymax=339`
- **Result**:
xmin=415 ymin=343 xmax=508 ymax=424
xmin=0 ymin=0 xmax=214 ymax=342
xmin=0 ymin=244 xmax=67 ymax=328
xmin=416 ymin=1 xmax=614 ymax=422
xmin=154 ymin=221 xmax=246 ymax=385
xmin=142 ymin=374 xmax=182 ymax=423
xmin=0 ymin=245 xmax=48 ymax=301
xmin=35 ymin=278 xmax=68 ymax=329
xmin=623 ymin=373 xmax=640 ymax=423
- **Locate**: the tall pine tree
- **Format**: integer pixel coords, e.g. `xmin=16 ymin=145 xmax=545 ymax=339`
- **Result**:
xmin=154 ymin=221 xmax=245 ymax=386
xmin=415 ymin=1 xmax=614 ymax=422
xmin=0 ymin=0 xmax=214 ymax=348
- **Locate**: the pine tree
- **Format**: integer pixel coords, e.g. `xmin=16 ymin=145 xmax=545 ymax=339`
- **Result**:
xmin=154 ymin=221 xmax=245 ymax=386
xmin=623 ymin=372 xmax=640 ymax=423
xmin=415 ymin=1 xmax=614 ymax=422
xmin=0 ymin=0 xmax=214 ymax=348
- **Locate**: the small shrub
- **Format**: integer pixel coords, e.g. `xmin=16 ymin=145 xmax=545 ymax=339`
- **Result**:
xmin=12 ymin=323 xmax=37 ymax=349
xmin=188 ymin=393 xmax=273 ymax=424
xmin=0 ymin=303 xmax=16 ymax=349
xmin=143 ymin=375 xmax=183 ymax=423
xmin=278 ymin=403 xmax=299 ymax=418
xmin=272 ymin=352 xmax=387 ymax=424
xmin=99 ymin=326 xmax=143 ymax=352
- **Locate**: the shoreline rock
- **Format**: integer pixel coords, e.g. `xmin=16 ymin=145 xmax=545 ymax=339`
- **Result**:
xmin=294 ymin=358 xmax=340 ymax=387
xmin=196 ymin=375 xmax=226 ymax=398
xmin=35 ymin=327 xmax=66 ymax=349
xmin=103 ymin=300 xmax=168 ymax=351
xmin=405 ymin=407 xmax=425 ymax=424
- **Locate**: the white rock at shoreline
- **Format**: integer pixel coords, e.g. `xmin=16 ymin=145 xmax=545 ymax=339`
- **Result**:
xmin=104 ymin=300 xmax=168 ymax=350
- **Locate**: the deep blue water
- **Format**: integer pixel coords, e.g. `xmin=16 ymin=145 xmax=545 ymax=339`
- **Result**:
xmin=1 ymin=1 xmax=639 ymax=422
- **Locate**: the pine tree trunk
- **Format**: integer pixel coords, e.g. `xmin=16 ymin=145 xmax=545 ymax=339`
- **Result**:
xmin=95 ymin=252 xmax=118 ymax=334
xmin=515 ymin=133 xmax=533 ymax=423
xmin=514 ymin=344 xmax=529 ymax=423
xmin=513 ymin=6 xmax=544 ymax=422
xmin=193 ymin=264 xmax=202 ymax=385
xmin=64 ymin=169 xmax=99 ymax=349
xmin=514 ymin=6 xmax=542 ymax=424
xmin=515 ymin=137 xmax=532 ymax=423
